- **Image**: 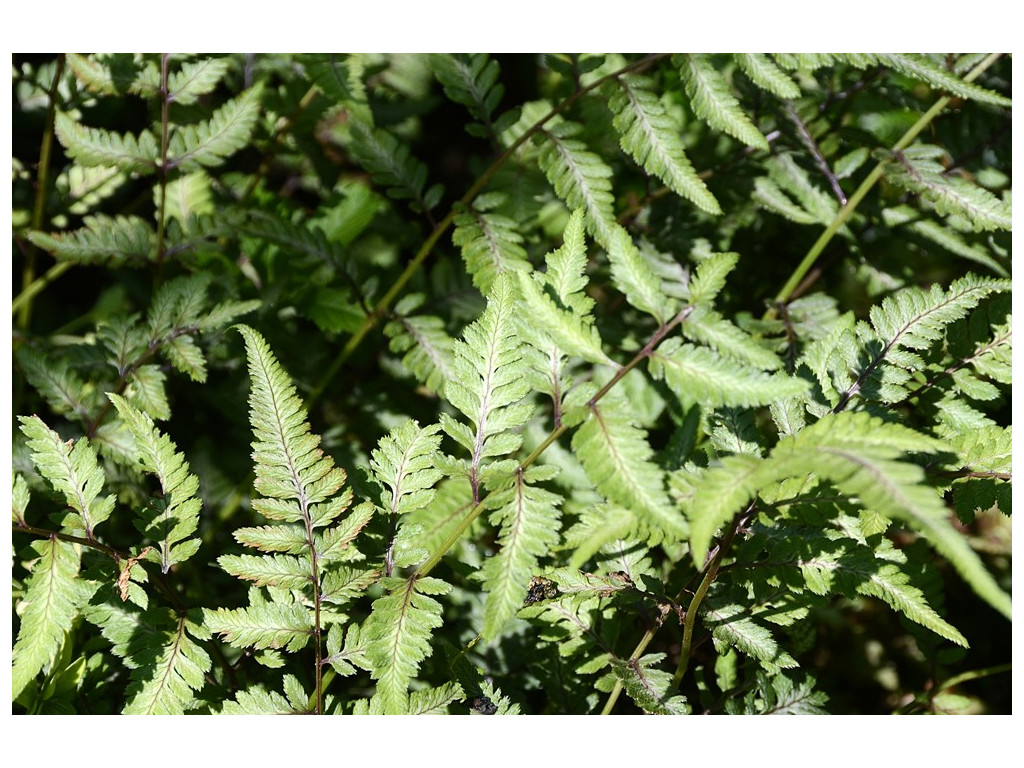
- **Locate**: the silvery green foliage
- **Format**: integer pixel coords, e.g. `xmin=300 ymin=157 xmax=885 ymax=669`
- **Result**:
xmin=13 ymin=53 xmax=1010 ymax=716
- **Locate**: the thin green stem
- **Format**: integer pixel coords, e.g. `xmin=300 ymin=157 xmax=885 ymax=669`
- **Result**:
xmin=767 ymin=52 xmax=1005 ymax=318
xmin=12 ymin=261 xmax=73 ymax=316
xmin=672 ymin=507 xmax=749 ymax=687
xmin=155 ymin=54 xmax=171 ymax=268
xmin=306 ymin=54 xmax=670 ymax=412
xmin=19 ymin=56 xmax=65 ymax=330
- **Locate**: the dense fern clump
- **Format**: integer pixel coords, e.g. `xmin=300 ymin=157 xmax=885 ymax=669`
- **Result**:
xmin=12 ymin=53 xmax=1011 ymax=716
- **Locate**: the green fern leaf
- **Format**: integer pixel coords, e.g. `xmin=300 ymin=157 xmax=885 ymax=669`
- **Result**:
xmin=12 ymin=538 xmax=82 ymax=701
xmin=537 ymin=121 xmax=618 ymax=245
xmin=219 ymin=674 xmax=310 ymax=714
xmin=881 ymin=205 xmax=1008 ymax=276
xmin=605 ymin=224 xmax=675 ymax=323
xmin=753 ymin=176 xmax=820 ymax=225
xmin=650 ymin=338 xmax=806 ymax=409
xmin=349 ymin=118 xmax=441 ymax=213
xmin=516 ymin=210 xmax=617 ymax=368
xmin=363 ymin=575 xmax=451 ymax=714
xmin=759 ymin=524 xmax=968 ymax=645
xmin=839 ymin=274 xmax=1011 ymax=408
xmin=702 ymin=592 xmax=799 ymax=671
xmin=168 ymin=85 xmax=263 ymax=172
xmin=54 ymin=112 xmax=159 ymax=174
xmin=217 ymin=553 xmax=311 ymax=589
xmin=385 ymin=302 xmax=456 ymax=395
xmin=677 ymin=54 xmax=769 ymax=150
xmin=166 ymin=57 xmax=231 ymax=106
xmin=451 ymin=197 xmax=531 ymax=293
xmin=300 ymin=54 xmax=370 ymax=120
xmin=236 ymin=324 xmax=349 ymax=516
xmin=725 ymin=672 xmax=828 ymax=714
xmin=687 ymin=251 xmax=739 ymax=305
xmin=875 ymin=54 xmax=1012 ymax=107
xmin=611 ymin=654 xmax=689 ymax=714
xmin=572 ymin=389 xmax=685 ymax=545
xmin=481 ymin=466 xmax=562 ymax=640
xmin=19 ymin=415 xmax=115 ymax=536
xmin=370 ymin=420 xmax=444 ymax=518
xmin=108 ymin=395 xmax=202 ymax=572
xmin=734 ymin=53 xmax=801 ymax=99
xmin=883 ymin=147 xmax=1012 ymax=231
xmin=86 ymin=601 xmax=212 ymax=715
xmin=430 ymin=53 xmax=505 ymax=139
xmin=441 ymin=273 xmax=533 ymax=498
xmin=65 ymin=52 xmax=146 ymax=96
xmin=28 ymin=214 xmax=155 ymax=265
xmin=609 ymin=74 xmax=720 ymax=214
xmin=682 ymin=306 xmax=784 ymax=371
xmin=204 ymin=601 xmax=314 ymax=652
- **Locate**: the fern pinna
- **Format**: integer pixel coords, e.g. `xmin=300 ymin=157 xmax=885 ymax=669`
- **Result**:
xmin=13 ymin=53 xmax=1010 ymax=716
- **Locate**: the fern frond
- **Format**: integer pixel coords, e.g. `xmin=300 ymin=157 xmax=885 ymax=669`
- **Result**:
xmin=204 ymin=600 xmax=314 ymax=652
xmin=65 ymin=52 xmax=146 ymax=96
xmin=219 ymin=674 xmax=310 ymax=714
xmin=16 ymin=348 xmax=101 ymax=426
xmin=758 ymin=524 xmax=968 ymax=646
xmin=724 ymin=672 xmax=828 ymax=714
xmin=385 ymin=303 xmax=456 ymax=395
xmin=363 ymin=575 xmax=451 ymax=714
xmin=166 ymin=57 xmax=231 ymax=106
xmin=604 ymin=225 xmax=675 ymax=323
xmin=734 ymin=53 xmax=801 ymax=99
xmin=839 ymin=274 xmax=1011 ymax=408
xmin=517 ymin=210 xmax=617 ymax=368
xmin=687 ymin=251 xmax=739 ymax=305
xmin=370 ymin=420 xmax=444 ymax=518
xmin=883 ymin=147 xmax=1012 ymax=231
xmin=19 ymin=415 xmax=114 ymax=537
xmin=650 ymin=338 xmax=806 ymax=409
xmin=481 ymin=466 xmax=562 ymax=640
xmin=236 ymin=324 xmax=348 ymax=513
xmin=537 ymin=121 xmax=617 ymax=245
xmin=687 ymin=413 xmax=1011 ymax=619
xmin=572 ymin=390 xmax=685 ymax=545
xmin=881 ymin=205 xmax=1008 ymax=276
xmin=28 ymin=214 xmax=155 ymax=265
xmin=608 ymin=74 xmax=720 ymax=214
xmin=168 ymin=85 xmax=263 ymax=172
xmin=108 ymin=395 xmax=202 ymax=572
xmin=451 ymin=197 xmax=531 ymax=293
xmin=300 ymin=53 xmax=369 ymax=118
xmin=348 ymin=118 xmax=441 ymax=213
xmin=54 ymin=112 xmax=159 ymax=174
xmin=682 ymin=306 xmax=783 ymax=371
xmin=441 ymin=273 xmax=533 ymax=497
xmin=84 ymin=599 xmax=212 ymax=714
xmin=875 ymin=53 xmax=1012 ymax=107
xmin=702 ymin=591 xmax=799 ymax=672
xmin=677 ymin=54 xmax=769 ymax=150
xmin=610 ymin=654 xmax=690 ymax=715
xmin=12 ymin=538 xmax=82 ymax=701
xmin=430 ymin=53 xmax=505 ymax=139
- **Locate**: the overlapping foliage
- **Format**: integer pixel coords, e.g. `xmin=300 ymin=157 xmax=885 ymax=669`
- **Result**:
xmin=13 ymin=53 xmax=1011 ymax=715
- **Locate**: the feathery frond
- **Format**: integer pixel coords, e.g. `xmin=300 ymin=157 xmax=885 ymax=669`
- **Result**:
xmin=19 ymin=415 xmax=114 ymax=537
xmin=609 ymin=74 xmax=720 ymax=214
xmin=109 ymin=395 xmax=202 ymax=572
